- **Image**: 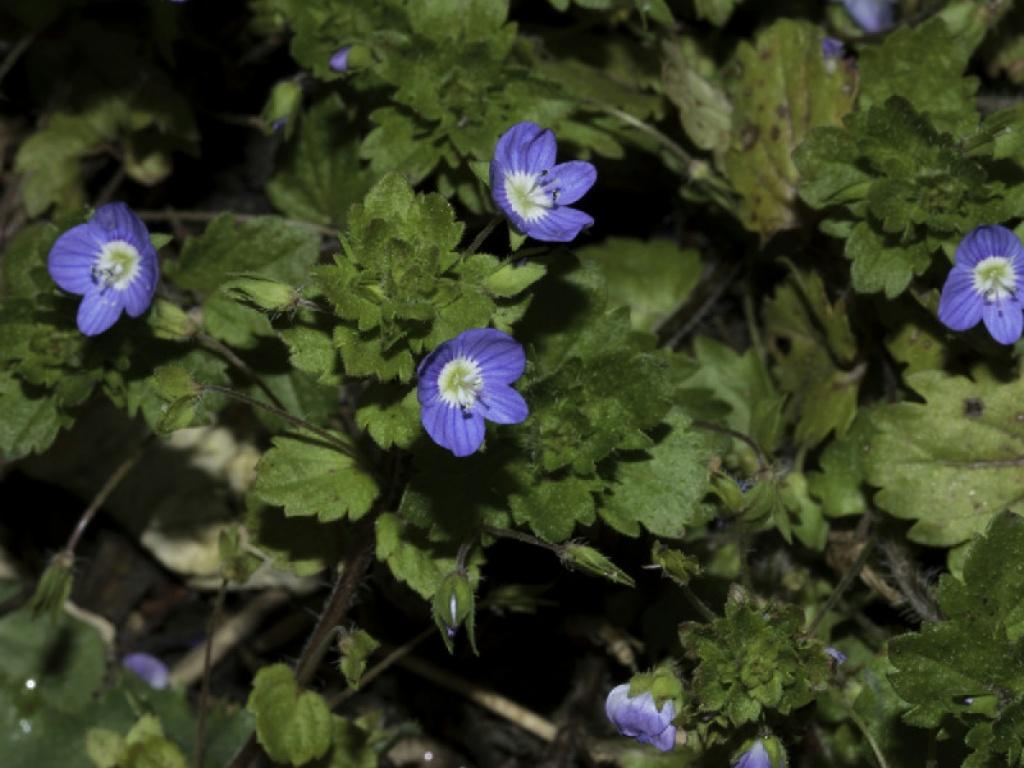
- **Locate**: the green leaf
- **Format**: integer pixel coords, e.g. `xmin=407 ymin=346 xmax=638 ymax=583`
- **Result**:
xmin=763 ymin=267 xmax=860 ymax=447
xmin=266 ymin=95 xmax=373 ymax=228
xmin=844 ymin=221 xmax=932 ymax=298
xmin=681 ymin=594 xmax=831 ymax=727
xmin=889 ymin=513 xmax=1024 ymax=765
xmin=576 ymin=238 xmax=702 ymax=333
xmin=355 ymin=384 xmax=420 ymax=450
xmin=247 ymin=664 xmax=332 ymax=767
xmin=661 ymin=38 xmax=732 ymax=154
xmin=867 ymin=371 xmax=1024 ymax=547
xmin=509 ymin=474 xmax=598 ymax=542
xmin=694 ymin=0 xmax=744 ymax=26
xmin=0 ymin=371 xmax=69 ymax=459
xmin=482 ymin=261 xmax=546 ymax=298
xmin=600 ymin=407 xmax=714 ymax=538
xmin=858 ymin=17 xmax=980 ymax=136
xmin=807 ymin=408 xmax=874 ymax=518
xmin=338 ymin=629 xmax=380 ymax=690
xmin=251 ymin=435 xmax=380 ymax=523
xmin=279 ymin=327 xmax=339 ymax=385
xmin=171 ymin=215 xmax=321 ymax=295
xmin=1 ymin=222 xmax=59 ymax=301
xmin=375 ymin=512 xmax=472 ymax=599
xmin=722 ymin=19 xmax=856 ymax=237
xmin=89 ymin=715 xmax=188 ymax=768
xmin=685 ymin=337 xmax=785 ymax=457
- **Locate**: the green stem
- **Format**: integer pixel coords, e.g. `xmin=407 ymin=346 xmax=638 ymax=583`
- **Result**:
xmin=201 ymin=384 xmax=352 ymax=455
xmin=847 ymin=703 xmax=890 ymax=768
xmin=482 ymin=525 xmax=563 ymax=555
xmin=690 ymin=419 xmax=770 ymax=473
xmin=463 ymin=215 xmax=502 ymax=257
xmin=681 ymin=585 xmax=717 ymax=623
xmin=0 ymin=35 xmax=34 ymax=85
xmin=806 ymin=529 xmax=876 ymax=638
xmin=197 ymin=332 xmax=288 ymax=412
xmin=194 ymin=580 xmax=227 ymax=768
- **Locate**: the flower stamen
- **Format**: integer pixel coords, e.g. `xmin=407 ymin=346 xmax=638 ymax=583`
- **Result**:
xmin=503 ymin=170 xmax=552 ymax=223
xmin=437 ymin=356 xmax=483 ymax=411
xmin=972 ymin=256 xmax=1017 ymax=303
xmin=92 ymin=240 xmax=142 ymax=292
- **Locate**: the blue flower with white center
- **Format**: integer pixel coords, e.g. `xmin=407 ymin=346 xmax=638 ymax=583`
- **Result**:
xmin=733 ymin=740 xmax=772 ymax=768
xmin=835 ymin=0 xmax=895 ymax=34
xmin=329 ymin=46 xmax=351 ymax=73
xmin=417 ymin=328 xmax=528 ymax=457
xmin=48 ymin=202 xmax=159 ymax=336
xmin=938 ymin=225 xmax=1024 ymax=345
xmin=489 ymin=121 xmax=597 ymax=243
xmin=605 ymin=684 xmax=676 ymax=752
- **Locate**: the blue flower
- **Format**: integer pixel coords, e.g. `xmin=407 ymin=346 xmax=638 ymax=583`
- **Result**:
xmin=605 ymin=684 xmax=676 ymax=752
xmin=329 ymin=46 xmax=351 ymax=73
xmin=938 ymin=225 xmax=1024 ymax=345
xmin=48 ymin=203 xmax=159 ymax=336
xmin=417 ymin=328 xmax=528 ymax=457
xmin=733 ymin=740 xmax=772 ymax=768
xmin=489 ymin=121 xmax=597 ymax=243
xmin=122 ymin=652 xmax=170 ymax=689
xmin=837 ymin=0 xmax=895 ymax=34
xmin=821 ymin=36 xmax=845 ymax=60
xmin=825 ymin=646 xmax=847 ymax=665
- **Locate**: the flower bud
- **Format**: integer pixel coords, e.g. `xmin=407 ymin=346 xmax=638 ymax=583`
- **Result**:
xmin=29 ymin=552 xmax=73 ymax=620
xmin=224 ymin=276 xmax=302 ymax=313
xmin=261 ymin=80 xmax=303 ymax=139
xmin=560 ymin=543 xmax=634 ymax=587
xmin=431 ymin=571 xmax=476 ymax=653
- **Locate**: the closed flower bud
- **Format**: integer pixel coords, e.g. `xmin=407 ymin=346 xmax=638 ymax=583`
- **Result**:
xmin=432 ymin=571 xmax=476 ymax=653
xmin=261 ymin=80 xmax=303 ymax=139
xmin=560 ymin=543 xmax=634 ymax=587
xmin=148 ymin=298 xmax=199 ymax=341
xmin=224 ymin=276 xmax=303 ymax=313
xmin=605 ymin=683 xmax=677 ymax=752
xmin=29 ymin=552 xmax=74 ymax=620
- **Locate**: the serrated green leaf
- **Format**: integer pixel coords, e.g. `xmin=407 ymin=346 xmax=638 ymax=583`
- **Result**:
xmin=889 ymin=513 xmax=1024 ymax=765
xmin=375 ymin=512 xmax=470 ymax=599
xmin=600 ymin=407 xmax=714 ymax=538
xmin=266 ymin=95 xmax=372 ymax=228
xmin=338 ymin=629 xmax=380 ymax=690
xmin=577 ymin=238 xmax=702 ymax=333
xmin=681 ymin=595 xmax=831 ymax=727
xmin=247 ymin=664 xmax=332 ymax=767
xmin=251 ymin=435 xmax=379 ymax=523
xmin=867 ymin=371 xmax=1024 ymax=547
xmin=355 ymin=384 xmax=420 ymax=450
xmin=0 ymin=370 xmax=69 ymax=459
xmin=694 ymin=0 xmax=743 ymax=26
xmin=858 ymin=17 xmax=980 ymax=136
xmin=171 ymin=215 xmax=320 ymax=295
xmin=482 ymin=261 xmax=546 ymax=298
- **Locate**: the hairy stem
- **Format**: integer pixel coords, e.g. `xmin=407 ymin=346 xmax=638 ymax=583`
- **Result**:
xmin=194 ymin=580 xmax=227 ymax=768
xmin=806 ymin=526 xmax=876 ymax=638
xmin=65 ymin=439 xmax=152 ymax=556
xmin=197 ymin=332 xmax=287 ymax=412
xmin=463 ymin=215 xmax=502 ymax=257
xmin=201 ymin=384 xmax=352 ymax=455
xmin=690 ymin=419 xmax=770 ymax=473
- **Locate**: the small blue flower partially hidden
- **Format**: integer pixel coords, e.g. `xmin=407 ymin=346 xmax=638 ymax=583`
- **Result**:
xmin=122 ymin=652 xmax=170 ymax=689
xmin=821 ymin=36 xmax=845 ymax=60
xmin=938 ymin=225 xmax=1024 ymax=345
xmin=605 ymin=684 xmax=676 ymax=752
xmin=836 ymin=0 xmax=895 ymax=34
xmin=417 ymin=328 xmax=528 ymax=457
xmin=825 ymin=646 xmax=847 ymax=666
xmin=733 ymin=740 xmax=772 ymax=768
xmin=48 ymin=202 xmax=159 ymax=336
xmin=329 ymin=46 xmax=351 ymax=73
xmin=490 ymin=121 xmax=597 ymax=243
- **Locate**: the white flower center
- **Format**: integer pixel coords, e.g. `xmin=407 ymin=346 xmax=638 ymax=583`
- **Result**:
xmin=503 ymin=170 xmax=552 ymax=223
xmin=973 ymin=256 xmax=1017 ymax=302
xmin=93 ymin=240 xmax=141 ymax=291
xmin=438 ymin=356 xmax=483 ymax=409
